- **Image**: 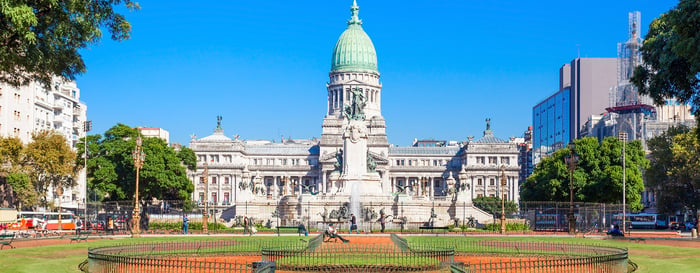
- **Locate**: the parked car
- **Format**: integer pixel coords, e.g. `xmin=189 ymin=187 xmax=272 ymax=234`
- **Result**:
xmin=684 ymin=222 xmax=695 ymax=231
xmin=670 ymin=222 xmax=680 ymax=230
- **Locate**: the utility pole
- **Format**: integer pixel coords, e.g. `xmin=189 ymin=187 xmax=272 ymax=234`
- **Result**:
xmin=619 ymin=132 xmax=628 ymax=234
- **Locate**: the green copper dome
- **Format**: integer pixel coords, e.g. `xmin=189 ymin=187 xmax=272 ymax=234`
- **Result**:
xmin=331 ymin=1 xmax=378 ymax=73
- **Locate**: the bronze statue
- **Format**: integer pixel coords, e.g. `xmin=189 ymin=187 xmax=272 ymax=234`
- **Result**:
xmin=344 ymin=87 xmax=366 ymax=121
xmin=217 ymin=115 xmax=223 ymax=129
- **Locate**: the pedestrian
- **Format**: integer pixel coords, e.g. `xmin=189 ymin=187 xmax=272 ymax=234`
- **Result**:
xmin=350 ymin=214 xmax=358 ymax=234
xmin=243 ymin=216 xmax=249 ymax=235
xmin=75 ymin=216 xmax=84 ymax=235
xmin=379 ymin=213 xmax=386 ymax=233
xmin=107 ymin=217 xmax=115 ymax=235
xmin=182 ymin=214 xmax=189 ymax=234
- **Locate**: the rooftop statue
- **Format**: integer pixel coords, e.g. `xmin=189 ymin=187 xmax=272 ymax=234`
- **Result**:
xmin=485 ymin=118 xmax=491 ymax=131
xmin=217 ymin=115 xmax=223 ymax=129
xmin=344 ymin=87 xmax=366 ymax=121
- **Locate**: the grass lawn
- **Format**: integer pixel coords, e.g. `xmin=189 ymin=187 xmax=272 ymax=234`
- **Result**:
xmin=406 ymin=236 xmax=700 ymax=273
xmin=0 ymin=235 xmax=697 ymax=273
xmin=0 ymin=236 xmax=301 ymax=273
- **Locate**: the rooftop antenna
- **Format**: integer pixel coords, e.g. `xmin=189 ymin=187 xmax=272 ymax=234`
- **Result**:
xmin=576 ymin=44 xmax=580 ymax=58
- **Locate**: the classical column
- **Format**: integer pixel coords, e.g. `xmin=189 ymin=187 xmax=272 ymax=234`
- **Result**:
xmin=417 ymin=177 xmax=423 ymax=197
xmin=429 ymin=177 xmax=434 ymax=198
xmin=273 ymin=177 xmax=279 ymax=198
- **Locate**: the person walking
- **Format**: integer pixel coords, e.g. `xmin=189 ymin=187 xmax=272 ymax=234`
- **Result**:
xmin=243 ymin=216 xmax=249 ymax=235
xmin=107 ymin=217 xmax=115 ymax=235
xmin=75 ymin=216 xmax=84 ymax=235
xmin=182 ymin=214 xmax=189 ymax=234
xmin=350 ymin=214 xmax=358 ymax=234
xmin=379 ymin=213 xmax=386 ymax=233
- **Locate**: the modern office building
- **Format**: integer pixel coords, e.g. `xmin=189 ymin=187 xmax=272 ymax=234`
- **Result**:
xmin=0 ymin=78 xmax=88 ymax=211
xmin=532 ymin=58 xmax=618 ymax=164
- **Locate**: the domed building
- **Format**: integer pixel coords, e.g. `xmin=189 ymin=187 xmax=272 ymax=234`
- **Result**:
xmin=188 ymin=1 xmax=520 ymax=228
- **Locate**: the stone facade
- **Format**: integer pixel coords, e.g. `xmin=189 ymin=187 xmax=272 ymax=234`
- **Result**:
xmin=188 ymin=2 xmax=519 ymax=227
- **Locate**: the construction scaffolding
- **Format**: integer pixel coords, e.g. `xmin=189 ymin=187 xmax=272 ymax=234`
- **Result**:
xmin=607 ymin=11 xmax=655 ymax=144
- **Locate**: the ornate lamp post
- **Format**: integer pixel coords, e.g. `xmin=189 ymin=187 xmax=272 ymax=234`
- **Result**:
xmin=131 ymin=136 xmax=145 ymax=237
xmin=202 ymin=162 xmax=209 ymax=234
xmin=618 ymin=132 xmax=627 ymax=234
xmin=500 ymin=165 xmax=507 ymax=234
xmin=564 ymin=143 xmax=579 ymax=235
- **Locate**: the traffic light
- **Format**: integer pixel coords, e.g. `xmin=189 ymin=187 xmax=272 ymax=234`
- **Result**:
xmin=83 ymin=121 xmax=92 ymax=132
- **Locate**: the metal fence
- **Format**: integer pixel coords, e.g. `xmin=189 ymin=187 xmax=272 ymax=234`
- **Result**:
xmin=84 ymin=234 xmax=630 ymax=273
xmin=262 ymin=234 xmax=455 ymax=272
xmin=85 ymin=240 xmax=296 ymax=273
xmin=80 ymin=200 xmax=628 ymax=234
xmin=404 ymin=237 xmax=630 ymax=273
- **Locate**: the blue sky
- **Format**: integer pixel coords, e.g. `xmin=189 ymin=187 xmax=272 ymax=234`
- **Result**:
xmin=76 ymin=0 xmax=678 ymax=146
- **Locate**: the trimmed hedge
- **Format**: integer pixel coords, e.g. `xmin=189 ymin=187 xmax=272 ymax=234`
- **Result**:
xmin=483 ymin=222 xmax=530 ymax=231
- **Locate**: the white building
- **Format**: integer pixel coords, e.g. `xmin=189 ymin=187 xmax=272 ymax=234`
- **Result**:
xmin=0 ymin=78 xmax=88 ymax=212
xmin=137 ymin=127 xmax=170 ymax=145
xmin=188 ymin=1 xmax=520 ymax=227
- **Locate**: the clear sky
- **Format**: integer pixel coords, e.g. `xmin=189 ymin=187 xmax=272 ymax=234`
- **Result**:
xmin=76 ymin=0 xmax=679 ymax=146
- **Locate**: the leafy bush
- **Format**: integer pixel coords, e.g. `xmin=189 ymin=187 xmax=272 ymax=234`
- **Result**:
xmin=149 ymin=221 xmax=229 ymax=231
xmin=483 ymin=222 xmax=530 ymax=231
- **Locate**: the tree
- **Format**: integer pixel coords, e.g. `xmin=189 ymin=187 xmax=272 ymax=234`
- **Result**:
xmin=5 ymin=172 xmax=37 ymax=209
xmin=177 ymin=147 xmax=197 ymax=172
xmin=24 ymin=131 xmax=77 ymax=207
xmin=647 ymin=125 xmax=700 ymax=220
xmin=0 ymin=0 xmax=139 ymax=87
xmin=86 ymin=124 xmax=193 ymax=202
xmin=646 ymin=125 xmax=691 ymax=215
xmin=473 ymin=196 xmax=518 ymax=218
xmin=631 ymin=0 xmax=700 ymax=125
xmin=521 ymin=137 xmax=649 ymax=211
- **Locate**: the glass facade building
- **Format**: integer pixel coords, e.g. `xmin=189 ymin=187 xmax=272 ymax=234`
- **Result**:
xmin=532 ymin=88 xmax=571 ymax=165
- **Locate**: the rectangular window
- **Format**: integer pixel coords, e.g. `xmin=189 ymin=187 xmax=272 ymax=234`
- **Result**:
xmin=476 ymin=157 xmax=485 ymax=164
xmin=489 ymin=194 xmax=495 ymax=197
xmin=211 ymin=193 xmax=217 ymax=204
xmin=224 ymin=177 xmax=230 ymax=184
xmin=477 ymin=194 xmax=483 ymax=198
xmin=488 ymin=157 xmax=498 ymax=164
xmin=477 ymin=179 xmax=482 ymax=186
xmin=223 ymin=193 xmax=230 ymax=204
xmin=199 ymin=193 xmax=205 ymax=203
xmin=211 ymin=177 xmax=217 ymax=184
xmin=501 ymin=157 xmax=510 ymax=165
xmin=490 ymin=179 xmax=495 ymax=186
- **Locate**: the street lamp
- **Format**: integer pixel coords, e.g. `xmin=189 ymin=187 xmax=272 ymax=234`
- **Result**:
xmin=500 ymin=165 xmax=507 ymax=234
xmin=202 ymin=162 xmax=209 ymax=234
xmin=131 ymin=136 xmax=146 ymax=237
xmin=618 ymin=132 xmax=628 ymax=234
xmin=564 ymin=142 xmax=579 ymax=235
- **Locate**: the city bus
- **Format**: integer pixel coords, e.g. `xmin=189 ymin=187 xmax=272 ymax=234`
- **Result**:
xmin=612 ymin=213 xmax=659 ymax=229
xmin=12 ymin=212 xmax=76 ymax=230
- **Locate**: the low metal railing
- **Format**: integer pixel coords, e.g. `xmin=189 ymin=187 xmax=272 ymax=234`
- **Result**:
xmin=86 ymin=240 xmax=293 ymax=273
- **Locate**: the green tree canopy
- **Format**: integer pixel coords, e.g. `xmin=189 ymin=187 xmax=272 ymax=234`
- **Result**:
xmin=84 ymin=124 xmax=193 ymax=202
xmin=631 ymin=0 xmax=700 ymax=124
xmin=0 ymin=0 xmax=138 ymax=87
xmin=521 ymin=137 xmax=649 ymax=211
xmin=647 ymin=125 xmax=700 ymax=218
xmin=473 ymin=196 xmax=518 ymax=218
xmin=25 ymin=131 xmax=77 ymax=207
